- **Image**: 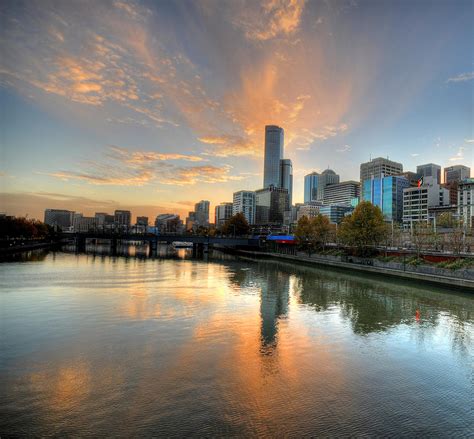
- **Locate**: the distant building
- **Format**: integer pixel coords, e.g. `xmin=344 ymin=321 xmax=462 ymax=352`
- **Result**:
xmin=416 ymin=163 xmax=441 ymax=184
xmin=194 ymin=200 xmax=210 ymax=227
xmin=44 ymin=209 xmax=74 ymax=230
xmin=319 ymin=205 xmax=353 ymax=224
xmin=458 ymin=178 xmax=474 ymax=227
xmin=114 ymin=210 xmax=131 ymax=229
xmin=304 ymin=172 xmax=319 ymax=203
xmin=444 ymin=165 xmax=470 ymax=184
xmin=403 ymin=177 xmax=450 ymax=224
xmin=215 ymin=202 xmax=233 ymax=227
xmin=73 ymin=214 xmax=96 ymax=232
xmin=263 ymin=125 xmax=284 ymax=188
xmin=296 ymin=202 xmax=322 ymax=221
xmin=185 ymin=212 xmax=196 ymax=231
xmin=360 ymin=157 xmax=403 ymax=182
xmin=95 ymin=212 xmax=114 ymax=231
xmin=363 ymin=176 xmax=410 ymax=222
xmin=136 ymin=216 xmax=148 ymax=226
xmin=316 ymin=169 xmax=340 ymax=201
xmin=279 ymin=159 xmax=293 ymax=206
xmin=323 ymin=180 xmax=360 ymax=207
xmin=255 ymin=186 xmax=289 ymax=225
xmin=394 ymin=171 xmax=421 ymax=187
xmin=155 ymin=214 xmax=183 ymax=234
xmin=233 ymin=190 xmax=255 ymax=225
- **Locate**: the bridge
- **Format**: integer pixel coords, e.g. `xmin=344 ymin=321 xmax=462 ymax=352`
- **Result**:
xmin=62 ymin=232 xmax=261 ymax=254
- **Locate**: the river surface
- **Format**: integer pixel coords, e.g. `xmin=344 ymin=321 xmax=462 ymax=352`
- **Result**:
xmin=1 ymin=249 xmax=473 ymax=437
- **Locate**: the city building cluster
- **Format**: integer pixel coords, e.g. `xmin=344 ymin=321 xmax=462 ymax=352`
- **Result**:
xmin=43 ymin=125 xmax=473 ymax=233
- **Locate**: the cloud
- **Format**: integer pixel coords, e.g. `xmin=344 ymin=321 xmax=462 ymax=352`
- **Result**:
xmin=198 ymin=135 xmax=259 ymax=157
xmin=447 ymin=72 xmax=474 ymax=83
xmin=448 ymin=146 xmax=465 ymax=162
xmin=464 ymin=139 xmax=474 ymax=144
xmin=336 ymin=144 xmax=351 ymax=153
xmin=45 ymin=145 xmax=241 ymax=187
xmin=411 ymin=153 xmax=419 ymax=157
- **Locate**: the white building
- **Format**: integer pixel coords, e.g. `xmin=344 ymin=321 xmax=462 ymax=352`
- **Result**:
xmin=296 ymin=202 xmax=322 ymax=221
xmin=458 ymin=178 xmax=474 ymax=227
xmin=323 ymin=180 xmax=360 ymax=206
xmin=233 ymin=191 xmax=255 ymax=225
xmin=215 ymin=202 xmax=233 ymax=227
xmin=403 ymin=177 xmax=450 ymax=224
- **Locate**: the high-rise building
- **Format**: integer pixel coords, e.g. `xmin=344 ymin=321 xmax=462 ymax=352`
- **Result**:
xmin=279 ymin=159 xmax=293 ymax=206
xmin=317 ymin=169 xmax=340 ymax=200
xmin=44 ymin=209 xmax=74 ymax=230
xmin=215 ymin=202 xmax=233 ymax=227
xmin=416 ymin=163 xmax=441 ymax=184
xmin=363 ymin=176 xmax=410 ymax=222
xmin=443 ymin=165 xmax=471 ymax=206
xmin=73 ymin=214 xmax=96 ymax=232
xmin=403 ymin=177 xmax=450 ymax=224
xmin=155 ymin=214 xmax=183 ymax=234
xmin=360 ymin=157 xmax=403 ymax=183
xmin=458 ymin=178 xmax=474 ymax=227
xmin=255 ymin=186 xmax=289 ymax=225
xmin=323 ymin=181 xmax=360 ymax=207
xmin=136 ymin=216 xmax=148 ymax=226
xmin=194 ymin=200 xmax=210 ymax=227
xmin=95 ymin=212 xmax=115 ymax=230
xmin=233 ymin=191 xmax=256 ymax=225
xmin=304 ymin=172 xmax=319 ymax=203
xmin=114 ymin=210 xmax=131 ymax=229
xmin=319 ymin=205 xmax=353 ymax=224
xmin=185 ymin=212 xmax=196 ymax=231
xmin=263 ymin=125 xmax=284 ymax=188
xmin=394 ymin=171 xmax=421 ymax=187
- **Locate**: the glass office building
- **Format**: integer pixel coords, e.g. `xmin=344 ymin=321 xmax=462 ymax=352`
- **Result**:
xmin=304 ymin=172 xmax=319 ymax=203
xmin=362 ymin=176 xmax=409 ymax=222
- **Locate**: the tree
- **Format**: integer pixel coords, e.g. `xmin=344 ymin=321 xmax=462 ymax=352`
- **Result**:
xmin=411 ymin=221 xmax=433 ymax=257
xmin=294 ymin=215 xmax=314 ymax=255
xmin=310 ymin=214 xmax=332 ymax=251
xmin=221 ymin=213 xmax=250 ymax=236
xmin=436 ymin=212 xmax=456 ymax=228
xmin=337 ymin=201 xmax=388 ymax=256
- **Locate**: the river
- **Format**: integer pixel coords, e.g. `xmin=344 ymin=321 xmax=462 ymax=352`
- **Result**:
xmin=1 ymin=248 xmax=472 ymax=437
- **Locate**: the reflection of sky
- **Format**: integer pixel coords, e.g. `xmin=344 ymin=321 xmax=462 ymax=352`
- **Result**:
xmin=1 ymin=0 xmax=473 ymax=221
xmin=0 ymin=253 xmax=472 ymax=436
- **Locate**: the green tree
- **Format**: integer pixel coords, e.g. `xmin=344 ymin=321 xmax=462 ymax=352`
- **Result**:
xmin=310 ymin=214 xmax=332 ymax=251
xmin=294 ymin=215 xmax=314 ymax=255
xmin=337 ymin=201 xmax=388 ymax=256
xmin=411 ymin=221 xmax=434 ymax=257
xmin=221 ymin=213 xmax=250 ymax=236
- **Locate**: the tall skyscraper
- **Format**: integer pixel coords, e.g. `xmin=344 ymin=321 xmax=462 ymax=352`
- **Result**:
xmin=304 ymin=172 xmax=320 ymax=203
xmin=360 ymin=157 xmax=403 ymax=182
xmin=416 ymin=163 xmax=441 ymax=184
xmin=233 ymin=191 xmax=256 ymax=225
xmin=263 ymin=125 xmax=284 ymax=188
xmin=215 ymin=202 xmax=233 ymax=227
xmin=317 ymin=169 xmax=340 ymax=200
xmin=194 ymin=200 xmax=210 ymax=226
xmin=255 ymin=186 xmax=289 ymax=225
xmin=279 ymin=159 xmax=293 ymax=206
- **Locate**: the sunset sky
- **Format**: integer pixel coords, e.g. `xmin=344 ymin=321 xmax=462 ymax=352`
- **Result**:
xmin=1 ymin=0 xmax=473 ymax=221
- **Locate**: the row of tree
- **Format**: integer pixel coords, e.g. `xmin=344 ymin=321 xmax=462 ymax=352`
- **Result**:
xmin=0 ymin=216 xmax=55 ymax=240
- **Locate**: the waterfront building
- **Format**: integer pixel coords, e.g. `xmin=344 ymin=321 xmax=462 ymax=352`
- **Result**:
xmin=402 ymin=177 xmax=450 ymax=224
xmin=232 ymin=190 xmax=256 ymax=225
xmin=114 ymin=210 xmax=131 ymax=230
xmin=360 ymin=157 xmax=403 ymax=182
xmin=363 ymin=175 xmax=410 ymax=222
xmin=279 ymin=159 xmax=293 ymax=206
xmin=73 ymin=214 xmax=97 ymax=232
xmin=304 ymin=172 xmax=319 ymax=203
xmin=416 ymin=163 xmax=441 ymax=184
xmin=136 ymin=216 xmax=148 ymax=226
xmin=215 ymin=202 xmax=233 ymax=227
xmin=185 ymin=212 xmax=196 ymax=231
xmin=319 ymin=204 xmax=353 ymax=224
xmin=263 ymin=125 xmax=284 ymax=188
xmin=95 ymin=212 xmax=115 ymax=231
xmin=323 ymin=181 xmax=360 ymax=207
xmin=194 ymin=200 xmax=210 ymax=227
xmin=44 ymin=209 xmax=74 ymax=230
xmin=255 ymin=186 xmax=289 ymax=225
xmin=317 ymin=169 xmax=340 ymax=201
xmin=458 ymin=178 xmax=474 ymax=227
xmin=155 ymin=214 xmax=184 ymax=234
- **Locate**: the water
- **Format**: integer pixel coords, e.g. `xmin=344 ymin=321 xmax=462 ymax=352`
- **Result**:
xmin=1 ymin=249 xmax=473 ymax=437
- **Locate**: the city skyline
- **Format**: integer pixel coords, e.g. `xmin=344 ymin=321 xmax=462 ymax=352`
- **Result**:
xmin=2 ymin=0 xmax=473 ymax=221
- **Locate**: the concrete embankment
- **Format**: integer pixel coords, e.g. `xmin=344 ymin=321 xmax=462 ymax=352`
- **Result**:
xmin=220 ymin=248 xmax=474 ymax=292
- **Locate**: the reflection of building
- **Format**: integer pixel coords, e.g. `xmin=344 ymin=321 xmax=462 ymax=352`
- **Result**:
xmin=360 ymin=157 xmax=403 ymax=182
xmin=233 ymin=190 xmax=256 ymax=225
xmin=263 ymin=125 xmax=284 ymax=188
xmin=259 ymin=269 xmax=290 ymax=349
xmin=215 ymin=202 xmax=233 ymax=227
xmin=417 ymin=163 xmax=441 ymax=184
xmin=363 ymin=175 xmax=410 ymax=222
xmin=44 ymin=209 xmax=74 ymax=229
xmin=458 ymin=178 xmax=474 ymax=227
xmin=323 ymin=180 xmax=360 ymax=207
xmin=255 ymin=186 xmax=289 ymax=225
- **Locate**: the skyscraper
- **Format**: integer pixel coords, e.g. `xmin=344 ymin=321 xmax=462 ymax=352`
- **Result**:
xmin=416 ymin=163 xmax=441 ymax=184
xmin=279 ymin=159 xmax=293 ymax=206
xmin=444 ymin=165 xmax=470 ymax=184
xmin=215 ymin=202 xmax=233 ymax=227
xmin=323 ymin=181 xmax=360 ymax=207
xmin=194 ymin=200 xmax=210 ymax=226
xmin=304 ymin=172 xmax=320 ymax=203
xmin=233 ymin=191 xmax=256 ymax=225
xmin=44 ymin=209 xmax=74 ymax=229
xmin=263 ymin=125 xmax=284 ymax=188
xmin=317 ymin=169 xmax=340 ymax=200
xmin=360 ymin=157 xmax=403 ymax=183
xmin=255 ymin=186 xmax=289 ymax=225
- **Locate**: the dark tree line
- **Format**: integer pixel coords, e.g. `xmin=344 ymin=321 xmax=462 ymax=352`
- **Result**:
xmin=0 ymin=216 xmax=56 ymax=239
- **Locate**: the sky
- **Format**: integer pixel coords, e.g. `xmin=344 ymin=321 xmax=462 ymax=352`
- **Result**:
xmin=1 ymin=0 xmax=473 ymax=222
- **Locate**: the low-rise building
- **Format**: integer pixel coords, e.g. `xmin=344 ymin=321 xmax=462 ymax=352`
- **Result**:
xmin=319 ymin=204 xmax=353 ymax=224
xmin=155 ymin=214 xmax=184 ymax=234
xmin=458 ymin=178 xmax=474 ymax=227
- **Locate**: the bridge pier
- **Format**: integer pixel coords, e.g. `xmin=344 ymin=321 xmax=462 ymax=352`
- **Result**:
xmin=149 ymin=238 xmax=158 ymax=257
xmin=75 ymin=235 xmax=86 ymax=252
xmin=110 ymin=237 xmax=118 ymax=255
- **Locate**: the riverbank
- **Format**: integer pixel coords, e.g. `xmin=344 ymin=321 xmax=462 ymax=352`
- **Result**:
xmin=0 ymin=241 xmax=61 ymax=255
xmin=219 ymin=248 xmax=474 ymax=291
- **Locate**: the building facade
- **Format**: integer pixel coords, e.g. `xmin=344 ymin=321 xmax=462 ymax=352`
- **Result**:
xmin=304 ymin=172 xmax=319 ymax=203
xmin=155 ymin=214 xmax=183 ymax=234
xmin=416 ymin=163 xmax=441 ymax=184
xmin=73 ymin=214 xmax=96 ymax=232
xmin=44 ymin=209 xmax=74 ymax=230
xmin=363 ymin=176 xmax=410 ymax=222
xmin=360 ymin=157 xmax=403 ymax=182
xmin=317 ymin=169 xmax=340 ymax=201
xmin=319 ymin=205 xmax=353 ymax=224
xmin=232 ymin=191 xmax=256 ymax=225
xmin=458 ymin=178 xmax=474 ymax=227
xmin=255 ymin=187 xmax=289 ymax=225
xmin=279 ymin=159 xmax=293 ymax=206
xmin=444 ymin=165 xmax=470 ymax=184
xmin=215 ymin=202 xmax=233 ymax=227
xmin=114 ymin=210 xmax=131 ymax=229
xmin=194 ymin=200 xmax=210 ymax=227
xmin=95 ymin=212 xmax=115 ymax=231
xmin=263 ymin=125 xmax=284 ymax=188
xmin=323 ymin=181 xmax=360 ymax=207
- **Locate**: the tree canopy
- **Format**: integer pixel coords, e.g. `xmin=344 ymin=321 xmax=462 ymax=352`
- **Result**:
xmin=221 ymin=213 xmax=250 ymax=236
